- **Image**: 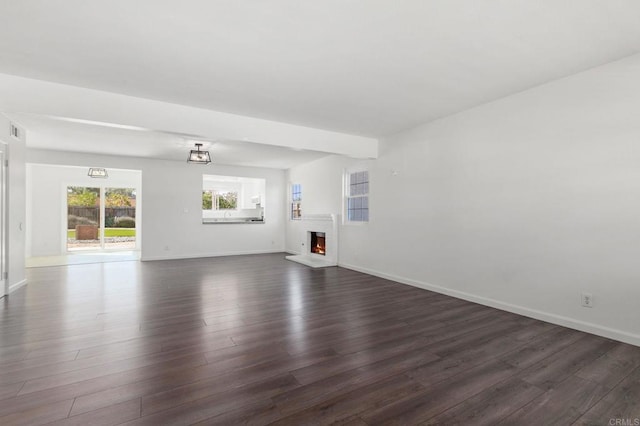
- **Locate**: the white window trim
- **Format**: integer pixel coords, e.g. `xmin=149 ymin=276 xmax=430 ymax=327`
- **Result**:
xmin=290 ymin=183 xmax=302 ymax=221
xmin=343 ymin=169 xmax=370 ymax=225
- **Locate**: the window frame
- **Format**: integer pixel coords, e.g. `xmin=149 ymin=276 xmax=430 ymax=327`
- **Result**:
xmin=213 ymin=190 xmax=238 ymax=210
xmin=344 ymin=170 xmax=369 ymax=224
xmin=290 ymin=183 xmax=302 ymax=220
xmin=202 ymin=189 xmax=238 ymax=211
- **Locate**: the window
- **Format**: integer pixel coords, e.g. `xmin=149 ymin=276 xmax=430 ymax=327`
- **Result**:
xmin=346 ymin=170 xmax=369 ymax=222
xmin=202 ymin=174 xmax=265 ymax=223
xmin=215 ymin=190 xmax=238 ymax=210
xmin=291 ymin=183 xmax=302 ymax=220
xmin=202 ymin=190 xmax=238 ymax=210
xmin=202 ymin=191 xmax=212 ymax=210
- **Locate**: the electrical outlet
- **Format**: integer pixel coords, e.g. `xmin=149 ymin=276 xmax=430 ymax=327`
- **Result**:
xmin=581 ymin=293 xmax=594 ymax=308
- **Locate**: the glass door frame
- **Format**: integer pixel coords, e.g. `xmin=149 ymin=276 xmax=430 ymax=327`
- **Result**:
xmin=0 ymin=146 xmax=6 ymax=297
xmin=65 ymin=184 xmax=138 ymax=253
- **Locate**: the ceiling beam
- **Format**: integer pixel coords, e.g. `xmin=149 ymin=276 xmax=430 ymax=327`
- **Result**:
xmin=0 ymin=73 xmax=378 ymax=159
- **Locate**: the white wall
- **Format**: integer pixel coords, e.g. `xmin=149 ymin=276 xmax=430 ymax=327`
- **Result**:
xmin=240 ymin=179 xmax=264 ymax=209
xmin=0 ymin=115 xmax=27 ymax=293
xmin=285 ymin=155 xmax=358 ymax=254
xmin=26 ymin=164 xmax=142 ymax=257
xmin=28 ymin=149 xmax=286 ymax=261
xmin=286 ymin=54 xmax=640 ymax=346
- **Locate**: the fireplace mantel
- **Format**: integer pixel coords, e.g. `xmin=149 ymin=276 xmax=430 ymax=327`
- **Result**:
xmin=286 ymin=214 xmax=339 ymax=268
xmin=299 ymin=214 xmax=334 ymax=222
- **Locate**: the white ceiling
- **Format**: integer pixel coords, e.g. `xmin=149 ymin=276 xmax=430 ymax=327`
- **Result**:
xmin=1 ymin=1 xmax=640 ymax=166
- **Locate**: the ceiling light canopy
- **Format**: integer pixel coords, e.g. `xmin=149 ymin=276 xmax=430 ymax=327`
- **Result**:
xmin=188 ymin=143 xmax=211 ymax=164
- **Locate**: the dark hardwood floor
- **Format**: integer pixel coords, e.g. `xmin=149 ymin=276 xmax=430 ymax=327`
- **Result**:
xmin=1 ymin=253 xmax=638 ymax=425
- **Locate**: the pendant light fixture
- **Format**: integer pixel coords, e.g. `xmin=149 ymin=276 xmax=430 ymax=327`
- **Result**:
xmin=88 ymin=167 xmax=108 ymax=178
xmin=187 ymin=143 xmax=211 ymax=164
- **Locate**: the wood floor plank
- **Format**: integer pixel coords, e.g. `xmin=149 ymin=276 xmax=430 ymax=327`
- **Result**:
xmin=140 ymin=348 xmax=331 ymax=416
xmin=192 ymin=398 xmax=281 ymax=426
xmin=283 ymin=317 xmax=417 ymax=356
xmin=0 ymin=350 xmax=79 ymax=373
xmin=498 ymin=375 xmax=609 ymax=425
xmin=427 ymin=318 xmax=525 ymax=358
xmin=361 ymin=359 xmax=519 ymax=425
xmin=406 ymin=354 xmax=480 ymax=388
xmin=70 ymin=341 xmax=293 ymax=415
xmin=2 ymin=344 xmax=180 ymax=386
xmin=273 ymin=346 xmax=442 ymax=416
xmin=124 ymin=373 xmax=300 ymax=426
xmin=271 ymin=374 xmax=425 ymax=425
xmin=340 ymin=419 xmax=369 ymax=426
xmin=574 ymin=366 xmax=640 ymax=425
xmin=75 ymin=340 xmax=163 ymax=361
xmin=574 ymin=342 xmax=640 ymax=390
xmin=404 ymin=322 xmax=557 ymax=390
xmin=517 ymin=334 xmax=617 ymax=390
xmin=0 ymin=398 xmax=73 ymax=426
xmin=0 ymin=381 xmax=25 ymax=401
xmin=17 ymin=351 xmax=210 ymax=396
xmin=423 ymin=377 xmax=544 ymax=425
xmin=292 ymin=337 xmax=439 ymax=385
xmin=500 ymin=326 xmax=585 ymax=369
xmin=47 ymin=398 xmax=141 ymax=426
xmin=0 ymin=352 xmax=207 ymax=418
xmin=0 ymin=253 xmax=633 ymax=425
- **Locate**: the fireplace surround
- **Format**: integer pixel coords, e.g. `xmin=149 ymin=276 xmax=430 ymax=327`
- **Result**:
xmin=286 ymin=214 xmax=338 ymax=268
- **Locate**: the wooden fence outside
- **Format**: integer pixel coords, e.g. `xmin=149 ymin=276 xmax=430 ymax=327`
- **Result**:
xmin=67 ymin=207 xmax=136 ymax=227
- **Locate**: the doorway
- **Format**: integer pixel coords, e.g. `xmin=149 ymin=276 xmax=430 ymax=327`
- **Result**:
xmin=25 ymin=164 xmax=141 ymax=268
xmin=0 ymin=147 xmax=5 ymax=297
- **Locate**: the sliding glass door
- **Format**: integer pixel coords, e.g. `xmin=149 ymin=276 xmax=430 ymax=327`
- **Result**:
xmin=67 ymin=186 xmax=101 ymax=251
xmin=104 ymin=188 xmax=136 ymax=250
xmin=0 ymin=148 xmax=5 ymax=297
xmin=66 ymin=186 xmax=137 ymax=252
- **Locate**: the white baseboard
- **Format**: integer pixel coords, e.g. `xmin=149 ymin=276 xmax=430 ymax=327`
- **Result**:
xmin=8 ymin=279 xmax=27 ymax=294
xmin=141 ymin=249 xmax=284 ymax=262
xmin=338 ymin=261 xmax=640 ymax=347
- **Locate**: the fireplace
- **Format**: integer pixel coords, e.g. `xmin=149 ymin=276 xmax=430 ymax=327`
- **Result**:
xmin=310 ymin=232 xmax=326 ymax=255
xmin=286 ymin=214 xmax=338 ymax=268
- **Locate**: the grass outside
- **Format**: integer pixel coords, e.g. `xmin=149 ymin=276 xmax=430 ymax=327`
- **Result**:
xmin=68 ymin=228 xmax=136 ymax=238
